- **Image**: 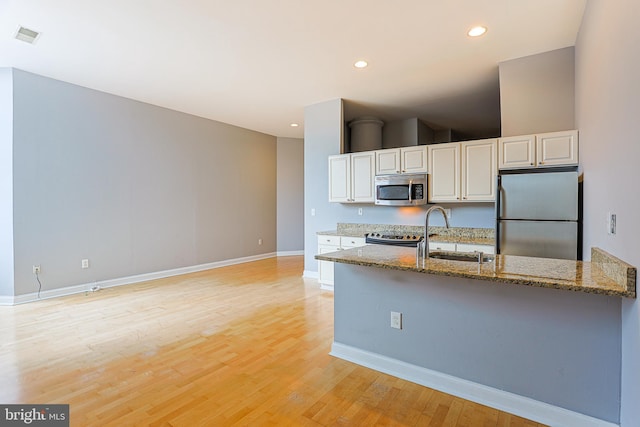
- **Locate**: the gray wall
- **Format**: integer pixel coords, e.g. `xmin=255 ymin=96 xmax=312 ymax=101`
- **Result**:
xmin=575 ymin=1 xmax=640 ymax=425
xmin=335 ymin=263 xmax=621 ymax=423
xmin=303 ymin=99 xmax=494 ymax=273
xmin=381 ymin=118 xmax=434 ymax=148
xmin=499 ymin=47 xmax=575 ymax=137
xmin=9 ymin=69 xmax=277 ymax=297
xmin=0 ymin=69 xmax=13 ymax=296
xmin=276 ymin=137 xmax=304 ymax=253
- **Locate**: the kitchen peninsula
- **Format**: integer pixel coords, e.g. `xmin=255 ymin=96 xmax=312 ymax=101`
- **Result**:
xmin=316 ymin=244 xmax=636 ymax=425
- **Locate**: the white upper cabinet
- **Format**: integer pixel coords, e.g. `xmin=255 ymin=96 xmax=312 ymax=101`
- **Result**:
xmin=401 ymin=146 xmax=429 ymax=174
xmin=536 ymin=130 xmax=578 ymax=167
xmin=375 ymin=149 xmax=400 ymax=175
xmin=328 ymin=151 xmax=375 ymax=203
xmin=499 ymin=130 xmax=578 ymax=169
xmin=498 ymin=135 xmax=535 ymax=169
xmin=461 ymin=139 xmax=498 ymax=202
xmin=428 ymin=143 xmax=460 ymax=202
xmin=429 ymin=139 xmax=497 ymax=203
xmin=350 ymin=151 xmax=376 ymax=202
xmin=328 ymin=154 xmax=351 ymax=202
xmin=375 ymin=146 xmax=427 ymax=175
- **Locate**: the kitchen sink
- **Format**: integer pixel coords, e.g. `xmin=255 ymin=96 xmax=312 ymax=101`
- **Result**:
xmin=428 ymin=251 xmax=494 ymax=263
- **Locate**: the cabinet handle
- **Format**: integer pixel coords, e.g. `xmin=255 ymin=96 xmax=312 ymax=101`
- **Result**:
xmin=530 ymin=162 xmax=534 ymax=166
xmin=539 ymin=161 xmax=543 ymax=165
xmin=463 ymin=196 xmax=467 ymax=200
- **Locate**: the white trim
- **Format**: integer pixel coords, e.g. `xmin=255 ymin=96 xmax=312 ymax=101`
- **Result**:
xmin=330 ymin=342 xmax=619 ymax=427
xmin=303 ymin=270 xmax=319 ymax=279
xmin=0 ymin=296 xmax=14 ymax=305
xmin=1 ymin=252 xmax=278 ymax=306
xmin=276 ymin=250 xmax=304 ymax=257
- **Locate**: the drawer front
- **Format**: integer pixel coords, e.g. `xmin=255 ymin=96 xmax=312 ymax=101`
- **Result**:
xmin=341 ymin=236 xmax=366 ymax=248
xmin=428 ymin=241 xmax=456 ymax=251
xmin=318 ymin=235 xmax=341 ymax=246
xmin=456 ymin=243 xmax=495 ymax=254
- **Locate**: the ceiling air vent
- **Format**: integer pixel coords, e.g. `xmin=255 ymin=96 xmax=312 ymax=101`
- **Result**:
xmin=15 ymin=26 xmax=41 ymax=44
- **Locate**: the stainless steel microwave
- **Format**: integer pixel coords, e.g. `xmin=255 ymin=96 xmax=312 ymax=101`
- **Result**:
xmin=374 ymin=173 xmax=427 ymax=206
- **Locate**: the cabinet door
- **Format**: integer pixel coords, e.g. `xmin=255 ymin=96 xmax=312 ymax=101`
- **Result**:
xmin=328 ymin=154 xmax=351 ymax=202
xmin=536 ymin=130 xmax=578 ymax=167
xmin=401 ymin=146 xmax=428 ymax=173
xmin=428 ymin=143 xmax=460 ymax=202
xmin=351 ymin=151 xmax=375 ymax=202
xmin=318 ymin=246 xmax=338 ymax=288
xmin=461 ymin=139 xmax=497 ymax=202
xmin=375 ymin=149 xmax=400 ymax=175
xmin=317 ymin=235 xmax=340 ymax=289
xmin=498 ymin=135 xmax=535 ymax=169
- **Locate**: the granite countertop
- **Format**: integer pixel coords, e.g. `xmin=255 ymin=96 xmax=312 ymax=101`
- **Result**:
xmin=315 ymin=245 xmax=636 ymax=298
xmin=317 ymin=223 xmax=495 ymax=246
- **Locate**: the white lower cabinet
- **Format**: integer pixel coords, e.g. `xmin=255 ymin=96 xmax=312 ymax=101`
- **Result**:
xmin=429 ymin=241 xmax=495 ymax=254
xmin=317 ymin=235 xmax=366 ymax=290
xmin=428 ymin=241 xmax=456 ymax=252
xmin=455 ymin=243 xmax=495 ymax=255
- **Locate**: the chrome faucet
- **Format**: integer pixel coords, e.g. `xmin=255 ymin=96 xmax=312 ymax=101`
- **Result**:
xmin=417 ymin=205 xmax=450 ymax=263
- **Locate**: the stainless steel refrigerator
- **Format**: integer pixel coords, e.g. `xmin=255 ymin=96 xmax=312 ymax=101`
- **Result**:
xmin=496 ymin=169 xmax=582 ymax=260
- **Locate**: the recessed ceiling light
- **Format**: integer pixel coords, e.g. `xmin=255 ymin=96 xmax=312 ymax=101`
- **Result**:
xmin=14 ymin=26 xmax=41 ymax=44
xmin=290 ymin=123 xmax=299 ymax=127
xmin=354 ymin=60 xmax=368 ymax=69
xmin=467 ymin=26 xmax=487 ymax=37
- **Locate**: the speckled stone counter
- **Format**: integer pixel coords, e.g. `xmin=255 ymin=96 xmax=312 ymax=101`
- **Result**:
xmin=317 ymin=223 xmax=495 ymax=246
xmin=316 ymin=244 xmax=636 ymax=298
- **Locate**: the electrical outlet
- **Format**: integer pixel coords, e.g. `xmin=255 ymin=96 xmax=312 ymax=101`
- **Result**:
xmin=358 ymin=208 xmax=363 ymax=216
xmin=390 ymin=311 xmax=402 ymax=329
xmin=32 ymin=265 xmax=41 ymax=275
xmin=258 ymin=238 xmax=263 ymax=245
xmin=444 ymin=208 xmax=452 ymax=219
xmin=81 ymin=259 xmax=89 ymax=269
xmin=311 ymin=208 xmax=316 ymax=216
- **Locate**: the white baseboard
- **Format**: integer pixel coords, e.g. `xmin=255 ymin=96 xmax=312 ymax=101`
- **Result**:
xmin=276 ymin=250 xmax=304 ymax=257
xmin=2 ymin=252 xmax=278 ymax=305
xmin=330 ymin=342 xmax=618 ymax=427
xmin=319 ymin=283 xmax=334 ymax=291
xmin=303 ymin=270 xmax=319 ymax=279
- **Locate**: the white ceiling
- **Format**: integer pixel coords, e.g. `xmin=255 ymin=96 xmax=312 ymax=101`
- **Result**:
xmin=0 ymin=0 xmax=586 ymax=138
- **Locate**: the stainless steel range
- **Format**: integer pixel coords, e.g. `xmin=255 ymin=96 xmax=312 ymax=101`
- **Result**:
xmin=365 ymin=232 xmax=424 ymax=247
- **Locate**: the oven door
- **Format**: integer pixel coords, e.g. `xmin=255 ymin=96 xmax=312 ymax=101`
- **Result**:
xmin=375 ymin=174 xmax=427 ymax=206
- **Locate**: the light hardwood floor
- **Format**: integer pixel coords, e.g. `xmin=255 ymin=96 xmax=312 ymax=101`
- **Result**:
xmin=0 ymin=256 xmax=546 ymax=426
